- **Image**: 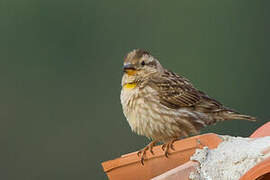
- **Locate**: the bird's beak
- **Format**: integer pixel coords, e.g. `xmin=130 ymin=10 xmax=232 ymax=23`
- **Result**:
xmin=123 ymin=63 xmax=137 ymax=75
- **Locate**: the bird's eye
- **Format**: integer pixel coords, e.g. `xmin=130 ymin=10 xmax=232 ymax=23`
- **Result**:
xmin=141 ymin=61 xmax=145 ymax=66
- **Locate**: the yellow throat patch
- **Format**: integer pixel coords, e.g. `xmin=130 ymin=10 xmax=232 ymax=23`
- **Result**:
xmin=123 ymin=83 xmax=137 ymax=89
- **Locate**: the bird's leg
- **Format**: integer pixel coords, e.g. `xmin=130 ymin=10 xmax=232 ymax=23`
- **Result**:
xmin=137 ymin=140 xmax=157 ymax=165
xmin=161 ymin=138 xmax=177 ymax=157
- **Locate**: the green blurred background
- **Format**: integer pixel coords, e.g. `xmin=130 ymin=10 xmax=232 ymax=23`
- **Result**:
xmin=1 ymin=0 xmax=270 ymax=179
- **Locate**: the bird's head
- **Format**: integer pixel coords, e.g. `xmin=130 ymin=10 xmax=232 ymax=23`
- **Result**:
xmin=121 ymin=49 xmax=163 ymax=88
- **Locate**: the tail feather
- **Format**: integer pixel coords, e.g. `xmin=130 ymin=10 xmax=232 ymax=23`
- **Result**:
xmin=224 ymin=111 xmax=257 ymax=122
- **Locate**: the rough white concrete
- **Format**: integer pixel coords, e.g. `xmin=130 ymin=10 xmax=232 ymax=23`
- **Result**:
xmin=189 ymin=136 xmax=270 ymax=180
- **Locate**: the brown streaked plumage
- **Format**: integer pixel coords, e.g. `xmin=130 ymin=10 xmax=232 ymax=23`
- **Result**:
xmin=120 ymin=49 xmax=256 ymax=164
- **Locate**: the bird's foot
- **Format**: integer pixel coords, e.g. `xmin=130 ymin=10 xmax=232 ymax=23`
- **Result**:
xmin=161 ymin=139 xmax=177 ymax=157
xmin=137 ymin=140 xmax=157 ymax=165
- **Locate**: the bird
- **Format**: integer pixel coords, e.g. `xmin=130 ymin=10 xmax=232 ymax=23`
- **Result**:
xmin=120 ymin=49 xmax=256 ymax=165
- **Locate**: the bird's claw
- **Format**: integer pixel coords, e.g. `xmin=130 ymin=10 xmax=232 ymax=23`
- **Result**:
xmin=137 ymin=147 xmax=147 ymax=165
xmin=137 ymin=141 xmax=157 ymax=165
xmin=161 ymin=139 xmax=176 ymax=158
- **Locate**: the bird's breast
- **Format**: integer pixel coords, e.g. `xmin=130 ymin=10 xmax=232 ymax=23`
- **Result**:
xmin=120 ymin=86 xmax=206 ymax=142
xmin=120 ymin=87 xmax=142 ymax=128
xmin=120 ymin=86 xmax=171 ymax=140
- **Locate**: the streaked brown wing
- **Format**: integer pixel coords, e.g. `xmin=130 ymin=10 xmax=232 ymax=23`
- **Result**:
xmin=149 ymin=71 xmax=202 ymax=109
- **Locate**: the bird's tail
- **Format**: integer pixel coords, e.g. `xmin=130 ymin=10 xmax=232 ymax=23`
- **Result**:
xmin=228 ymin=113 xmax=256 ymax=121
xmin=222 ymin=110 xmax=257 ymax=122
xmin=205 ymin=109 xmax=256 ymax=126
